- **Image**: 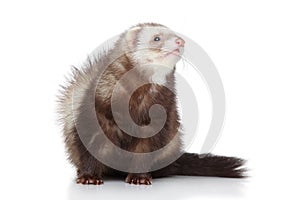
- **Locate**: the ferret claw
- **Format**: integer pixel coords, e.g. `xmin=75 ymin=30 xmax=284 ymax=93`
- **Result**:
xmin=76 ymin=175 xmax=103 ymax=185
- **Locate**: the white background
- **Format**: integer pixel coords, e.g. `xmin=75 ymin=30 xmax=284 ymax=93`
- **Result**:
xmin=0 ymin=0 xmax=299 ymax=199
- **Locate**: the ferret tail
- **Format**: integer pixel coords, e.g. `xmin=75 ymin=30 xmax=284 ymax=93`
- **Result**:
xmin=152 ymin=153 xmax=247 ymax=178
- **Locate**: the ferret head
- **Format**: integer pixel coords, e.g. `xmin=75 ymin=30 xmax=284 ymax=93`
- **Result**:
xmin=124 ymin=23 xmax=185 ymax=81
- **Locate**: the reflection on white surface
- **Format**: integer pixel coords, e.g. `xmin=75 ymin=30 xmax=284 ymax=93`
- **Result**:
xmin=68 ymin=176 xmax=247 ymax=200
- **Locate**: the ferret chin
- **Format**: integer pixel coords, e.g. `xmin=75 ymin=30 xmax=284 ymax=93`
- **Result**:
xmin=58 ymin=23 xmax=246 ymax=185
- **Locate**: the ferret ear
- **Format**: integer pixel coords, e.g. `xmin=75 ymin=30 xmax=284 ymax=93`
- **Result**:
xmin=126 ymin=26 xmax=141 ymax=49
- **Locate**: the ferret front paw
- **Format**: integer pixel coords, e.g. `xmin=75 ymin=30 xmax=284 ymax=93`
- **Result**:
xmin=125 ymin=173 xmax=152 ymax=185
xmin=76 ymin=174 xmax=103 ymax=185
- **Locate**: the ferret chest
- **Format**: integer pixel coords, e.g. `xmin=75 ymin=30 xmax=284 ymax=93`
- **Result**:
xmin=128 ymin=84 xmax=162 ymax=125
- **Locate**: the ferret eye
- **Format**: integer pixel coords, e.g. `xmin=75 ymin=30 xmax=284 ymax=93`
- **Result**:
xmin=154 ymin=36 xmax=160 ymax=41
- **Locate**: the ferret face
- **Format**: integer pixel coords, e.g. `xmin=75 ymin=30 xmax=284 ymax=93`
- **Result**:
xmin=126 ymin=25 xmax=185 ymax=73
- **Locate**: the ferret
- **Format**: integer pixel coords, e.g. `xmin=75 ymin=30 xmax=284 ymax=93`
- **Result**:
xmin=58 ymin=23 xmax=246 ymax=185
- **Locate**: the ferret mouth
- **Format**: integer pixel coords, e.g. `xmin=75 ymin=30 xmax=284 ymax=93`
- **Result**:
xmin=165 ymin=48 xmax=181 ymax=57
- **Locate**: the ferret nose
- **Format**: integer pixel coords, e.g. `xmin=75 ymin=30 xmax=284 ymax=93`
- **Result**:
xmin=175 ymin=38 xmax=185 ymax=47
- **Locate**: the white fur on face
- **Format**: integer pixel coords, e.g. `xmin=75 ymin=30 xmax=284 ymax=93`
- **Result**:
xmin=129 ymin=26 xmax=184 ymax=83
